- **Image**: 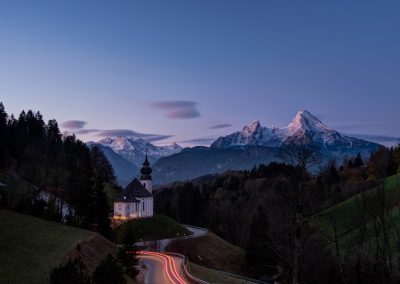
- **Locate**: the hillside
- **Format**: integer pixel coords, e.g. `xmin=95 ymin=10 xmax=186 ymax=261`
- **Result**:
xmin=166 ymin=232 xmax=246 ymax=275
xmin=112 ymin=215 xmax=192 ymax=243
xmin=312 ymin=174 xmax=400 ymax=256
xmin=0 ymin=209 xmax=116 ymax=284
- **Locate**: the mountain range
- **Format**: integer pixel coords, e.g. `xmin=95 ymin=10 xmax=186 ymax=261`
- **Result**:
xmin=87 ymin=137 xmax=182 ymax=186
xmin=89 ymin=110 xmax=381 ymax=186
xmin=211 ymin=109 xmax=378 ymax=151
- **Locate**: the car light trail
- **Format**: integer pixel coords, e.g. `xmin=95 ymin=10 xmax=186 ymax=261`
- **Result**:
xmin=137 ymin=251 xmax=187 ymax=284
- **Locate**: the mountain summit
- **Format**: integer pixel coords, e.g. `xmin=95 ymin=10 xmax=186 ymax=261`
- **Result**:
xmin=97 ymin=136 xmax=183 ymax=167
xmin=151 ymin=110 xmax=380 ymax=185
xmin=211 ymin=109 xmax=380 ymax=154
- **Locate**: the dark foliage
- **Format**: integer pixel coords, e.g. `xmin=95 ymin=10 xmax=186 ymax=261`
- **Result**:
xmin=0 ymin=102 xmax=115 ymax=237
xmin=92 ymin=254 xmax=127 ymax=284
xmin=117 ymin=222 xmax=139 ymax=278
xmin=49 ymin=257 xmax=90 ymax=284
xmin=156 ymin=144 xmax=400 ymax=283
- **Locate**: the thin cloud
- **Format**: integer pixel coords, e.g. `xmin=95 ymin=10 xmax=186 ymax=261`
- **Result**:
xmin=346 ymin=133 xmax=400 ymax=144
xmin=96 ymin=129 xmax=173 ymax=142
xmin=334 ymin=122 xmax=400 ymax=131
xmin=209 ymin=123 xmax=232 ymax=129
xmin=150 ymin=100 xmax=200 ymax=119
xmin=75 ymin=129 xmax=100 ymax=135
xmin=181 ymin=137 xmax=216 ymax=145
xmin=61 ymin=120 xmax=87 ymax=129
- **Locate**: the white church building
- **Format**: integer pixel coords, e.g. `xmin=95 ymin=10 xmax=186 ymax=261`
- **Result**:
xmin=113 ymin=154 xmax=154 ymax=220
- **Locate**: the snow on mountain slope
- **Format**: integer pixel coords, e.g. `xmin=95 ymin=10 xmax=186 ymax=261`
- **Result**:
xmin=211 ymin=109 xmax=380 ymax=154
xmin=96 ymin=136 xmax=183 ymax=167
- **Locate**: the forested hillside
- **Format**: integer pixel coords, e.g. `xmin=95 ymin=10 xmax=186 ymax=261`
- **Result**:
xmin=156 ymin=145 xmax=400 ymax=283
xmin=0 ymin=102 xmax=116 ymax=237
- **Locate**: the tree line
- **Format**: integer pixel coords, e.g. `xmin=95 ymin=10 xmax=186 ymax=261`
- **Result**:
xmin=155 ymin=138 xmax=400 ymax=284
xmin=0 ymin=102 xmax=115 ymax=238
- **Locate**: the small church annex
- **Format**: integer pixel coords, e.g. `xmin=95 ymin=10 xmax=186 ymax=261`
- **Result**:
xmin=113 ymin=153 xmax=153 ymax=220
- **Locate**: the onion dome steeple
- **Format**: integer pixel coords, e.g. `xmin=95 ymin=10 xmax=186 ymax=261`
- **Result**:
xmin=140 ymin=149 xmax=152 ymax=180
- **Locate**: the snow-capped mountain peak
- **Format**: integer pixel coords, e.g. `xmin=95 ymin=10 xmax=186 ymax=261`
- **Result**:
xmin=211 ymin=109 xmax=380 ymax=157
xmin=287 ymin=109 xmax=332 ymax=135
xmin=243 ymin=120 xmax=261 ymax=133
xmin=95 ymin=136 xmax=183 ymax=167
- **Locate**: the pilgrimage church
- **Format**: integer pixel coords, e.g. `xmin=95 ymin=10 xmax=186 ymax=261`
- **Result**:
xmin=113 ymin=154 xmax=153 ymax=220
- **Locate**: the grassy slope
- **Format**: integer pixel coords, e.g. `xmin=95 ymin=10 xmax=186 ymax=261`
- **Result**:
xmin=166 ymin=232 xmax=246 ymax=275
xmin=0 ymin=209 xmax=96 ymax=284
xmin=0 ymin=171 xmax=35 ymax=205
xmin=188 ymin=262 xmax=256 ymax=284
xmin=313 ymin=175 xmax=400 ymax=237
xmin=112 ymin=215 xmax=192 ymax=243
xmin=312 ymin=175 xmax=400 ymax=255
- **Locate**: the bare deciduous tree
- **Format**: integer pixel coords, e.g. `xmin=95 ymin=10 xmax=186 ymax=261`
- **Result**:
xmin=278 ymin=136 xmax=321 ymax=171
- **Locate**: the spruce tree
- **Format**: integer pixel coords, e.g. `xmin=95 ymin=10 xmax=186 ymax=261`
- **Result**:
xmin=354 ymin=153 xmax=364 ymax=168
xmin=0 ymin=102 xmax=8 ymax=168
xmin=93 ymin=181 xmax=111 ymax=238
xmin=49 ymin=257 xmax=90 ymax=284
xmin=93 ymin=254 xmax=126 ymax=284
xmin=246 ymin=207 xmax=276 ymax=277
xmin=117 ymin=222 xmax=139 ymax=278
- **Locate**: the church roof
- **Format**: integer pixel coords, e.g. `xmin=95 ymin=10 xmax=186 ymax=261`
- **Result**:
xmin=114 ymin=195 xmax=140 ymax=202
xmin=124 ymin=178 xmax=153 ymax=198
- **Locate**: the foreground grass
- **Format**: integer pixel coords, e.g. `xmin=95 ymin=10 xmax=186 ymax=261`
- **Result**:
xmin=188 ymin=262 xmax=256 ymax=284
xmin=313 ymin=174 xmax=400 ymax=240
xmin=0 ymin=209 xmax=95 ymax=284
xmin=166 ymin=231 xmax=246 ymax=275
xmin=311 ymin=174 xmax=400 ymax=264
xmin=112 ymin=215 xmax=191 ymax=243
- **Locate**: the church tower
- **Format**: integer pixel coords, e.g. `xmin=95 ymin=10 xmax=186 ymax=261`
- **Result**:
xmin=140 ymin=151 xmax=152 ymax=193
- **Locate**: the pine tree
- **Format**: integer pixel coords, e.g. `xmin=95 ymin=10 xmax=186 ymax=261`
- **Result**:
xmin=91 ymin=145 xmax=116 ymax=185
xmin=93 ymin=254 xmax=126 ymax=284
xmin=246 ymin=207 xmax=276 ymax=277
xmin=49 ymin=257 xmax=90 ymax=284
xmin=117 ymin=222 xmax=139 ymax=278
xmin=93 ymin=181 xmax=111 ymax=238
xmin=354 ymin=153 xmax=364 ymax=168
xmin=0 ymin=102 xmax=8 ymax=168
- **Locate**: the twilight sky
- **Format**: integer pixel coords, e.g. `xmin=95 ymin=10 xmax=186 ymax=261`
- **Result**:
xmin=0 ymin=0 xmax=399 ymax=146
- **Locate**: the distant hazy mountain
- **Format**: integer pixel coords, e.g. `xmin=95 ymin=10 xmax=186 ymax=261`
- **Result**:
xmin=152 ymin=110 xmax=381 ymax=185
xmin=152 ymin=146 xmax=279 ymax=185
xmin=88 ymin=136 xmax=182 ymax=186
xmin=87 ymin=143 xmax=139 ymax=186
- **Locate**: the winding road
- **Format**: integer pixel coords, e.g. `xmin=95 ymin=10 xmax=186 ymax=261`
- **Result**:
xmin=137 ymin=225 xmax=208 ymax=284
xmin=139 ymin=251 xmax=187 ymax=284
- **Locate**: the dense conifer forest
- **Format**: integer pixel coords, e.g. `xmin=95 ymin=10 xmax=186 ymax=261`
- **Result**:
xmin=156 ymin=144 xmax=400 ymax=283
xmin=0 ymin=102 xmax=115 ymax=238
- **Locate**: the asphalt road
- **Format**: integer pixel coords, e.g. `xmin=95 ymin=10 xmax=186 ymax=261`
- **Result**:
xmin=139 ymin=251 xmax=186 ymax=284
xmin=135 ymin=225 xmax=208 ymax=252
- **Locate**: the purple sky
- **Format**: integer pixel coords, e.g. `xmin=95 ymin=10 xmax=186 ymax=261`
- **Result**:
xmin=0 ymin=0 xmax=399 ymax=146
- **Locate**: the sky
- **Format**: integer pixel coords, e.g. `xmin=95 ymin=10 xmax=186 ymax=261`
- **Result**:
xmin=0 ymin=0 xmax=399 ymax=146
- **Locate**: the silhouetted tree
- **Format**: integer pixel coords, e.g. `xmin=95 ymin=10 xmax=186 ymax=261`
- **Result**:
xmin=117 ymin=222 xmax=139 ymax=278
xmin=49 ymin=257 xmax=90 ymax=284
xmin=278 ymin=136 xmax=321 ymax=170
xmin=91 ymin=145 xmax=116 ymax=185
xmin=93 ymin=254 xmax=126 ymax=284
xmin=246 ymin=207 xmax=277 ymax=278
